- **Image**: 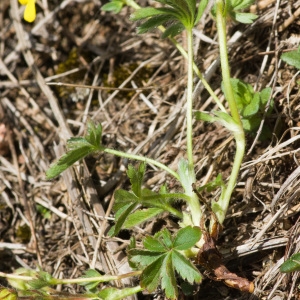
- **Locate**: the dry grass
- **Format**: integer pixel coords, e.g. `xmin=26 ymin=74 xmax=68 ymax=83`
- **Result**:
xmin=0 ymin=0 xmax=300 ymax=299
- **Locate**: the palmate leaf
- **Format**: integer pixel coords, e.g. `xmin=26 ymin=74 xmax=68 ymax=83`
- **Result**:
xmin=110 ymin=163 xmax=182 ymax=236
xmin=46 ymin=121 xmax=104 ymax=179
xmin=128 ymin=226 xmax=202 ymax=299
xmin=130 ymin=0 xmax=204 ymax=38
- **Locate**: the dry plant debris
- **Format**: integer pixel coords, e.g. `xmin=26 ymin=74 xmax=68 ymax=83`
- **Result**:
xmin=0 ymin=0 xmax=300 ymax=299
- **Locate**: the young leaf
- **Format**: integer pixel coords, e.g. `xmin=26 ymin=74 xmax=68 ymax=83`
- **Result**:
xmin=28 ymin=270 xmax=55 ymax=289
xmin=101 ymin=0 xmax=124 ymax=14
xmin=127 ymin=163 xmax=145 ymax=197
xmin=227 ymin=0 xmax=257 ymax=24
xmin=281 ymin=46 xmax=300 ymax=70
xmin=243 ymin=92 xmax=260 ymax=117
xmin=260 ymin=87 xmax=272 ymax=106
xmin=196 ymin=173 xmax=225 ymax=193
xmin=232 ymin=11 xmax=258 ymax=24
xmin=280 ymin=253 xmax=300 ymax=273
xmin=97 ymin=286 xmax=143 ymax=300
xmin=178 ymin=158 xmax=195 ymax=196
xmin=241 ymin=116 xmax=261 ymax=132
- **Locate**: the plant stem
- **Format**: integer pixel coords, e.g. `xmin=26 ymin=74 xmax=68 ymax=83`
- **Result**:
xmin=56 ymin=271 xmax=142 ymax=285
xmin=183 ymin=29 xmax=202 ymax=227
xmin=215 ymin=0 xmax=241 ymax=123
xmin=104 ymin=148 xmax=180 ymax=181
xmin=186 ymin=29 xmax=194 ymax=171
xmin=213 ymin=0 xmax=245 ymax=224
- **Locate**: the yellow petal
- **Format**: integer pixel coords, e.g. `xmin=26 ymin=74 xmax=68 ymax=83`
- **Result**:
xmin=19 ymin=0 xmax=28 ymax=5
xmin=24 ymin=0 xmax=36 ymax=22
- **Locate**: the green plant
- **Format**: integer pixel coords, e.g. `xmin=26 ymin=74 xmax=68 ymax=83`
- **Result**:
xmin=281 ymin=46 xmax=300 ymax=70
xmin=8 ymin=0 xmax=265 ymax=299
xmin=221 ymin=78 xmax=274 ymax=133
xmin=280 ymin=253 xmax=300 ymax=273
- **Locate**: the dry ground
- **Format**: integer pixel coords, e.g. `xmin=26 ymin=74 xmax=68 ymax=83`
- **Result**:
xmin=0 ymin=0 xmax=300 ymax=299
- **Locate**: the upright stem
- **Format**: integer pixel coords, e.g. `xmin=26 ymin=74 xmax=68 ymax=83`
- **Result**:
xmin=186 ymin=29 xmax=194 ymax=171
xmin=213 ymin=0 xmax=245 ymax=224
xmin=184 ymin=29 xmax=202 ymax=227
xmin=216 ymin=0 xmax=241 ymax=124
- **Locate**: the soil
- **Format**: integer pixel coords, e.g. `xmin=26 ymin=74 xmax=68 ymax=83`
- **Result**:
xmin=0 ymin=0 xmax=300 ymax=299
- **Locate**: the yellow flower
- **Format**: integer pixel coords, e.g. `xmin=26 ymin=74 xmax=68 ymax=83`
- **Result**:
xmin=18 ymin=0 xmax=36 ymax=23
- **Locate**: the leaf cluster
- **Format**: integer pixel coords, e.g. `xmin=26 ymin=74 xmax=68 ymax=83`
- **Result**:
xmin=128 ymin=226 xmax=202 ymax=299
xmin=226 ymin=78 xmax=274 ymax=133
xmin=109 ymin=163 xmax=184 ymax=236
xmin=130 ymin=0 xmax=209 ymax=38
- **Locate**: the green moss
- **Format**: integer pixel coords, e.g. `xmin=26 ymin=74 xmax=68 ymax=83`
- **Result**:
xmin=102 ymin=63 xmax=154 ymax=99
xmin=55 ymin=48 xmax=90 ymax=102
xmin=15 ymin=224 xmax=31 ymax=243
